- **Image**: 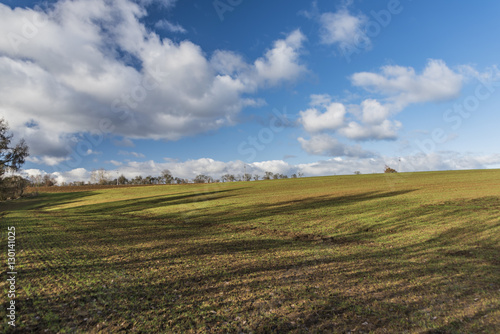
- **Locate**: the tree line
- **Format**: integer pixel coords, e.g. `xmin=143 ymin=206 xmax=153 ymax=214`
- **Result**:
xmin=29 ymin=169 xmax=306 ymax=187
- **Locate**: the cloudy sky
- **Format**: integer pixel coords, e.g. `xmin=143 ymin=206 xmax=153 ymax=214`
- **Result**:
xmin=1 ymin=0 xmax=500 ymax=183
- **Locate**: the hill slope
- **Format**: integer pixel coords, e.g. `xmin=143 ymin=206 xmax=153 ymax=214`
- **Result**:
xmin=1 ymin=169 xmax=499 ymax=333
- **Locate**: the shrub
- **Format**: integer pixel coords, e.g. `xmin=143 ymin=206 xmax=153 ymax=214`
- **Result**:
xmin=0 ymin=176 xmax=29 ymax=200
xmin=384 ymin=165 xmax=397 ymax=173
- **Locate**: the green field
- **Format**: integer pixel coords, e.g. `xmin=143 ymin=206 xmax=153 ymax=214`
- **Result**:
xmin=1 ymin=169 xmax=499 ymax=333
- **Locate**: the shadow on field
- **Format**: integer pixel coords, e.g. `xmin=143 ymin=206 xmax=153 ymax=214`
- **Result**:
xmin=163 ymin=189 xmax=418 ymax=231
xmin=14 ymin=225 xmax=499 ymax=333
xmin=0 ymin=191 xmax=97 ymax=213
xmin=6 ymin=190 xmax=500 ymax=333
xmin=58 ymin=188 xmax=243 ymax=216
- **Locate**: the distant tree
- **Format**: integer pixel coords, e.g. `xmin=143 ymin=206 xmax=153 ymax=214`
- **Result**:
xmin=90 ymin=168 xmax=109 ymax=185
xmin=354 ymin=171 xmax=361 ymax=175
xmin=384 ymin=165 xmax=397 ymax=173
xmin=291 ymin=174 xmax=297 ymax=178
xmin=29 ymin=174 xmax=43 ymax=187
xmin=243 ymin=173 xmax=252 ymax=181
xmin=174 ymin=177 xmax=187 ymax=184
xmin=297 ymin=172 xmax=304 ymax=178
xmin=161 ymin=169 xmax=174 ymax=184
xmin=221 ymin=174 xmax=235 ymax=182
xmin=263 ymin=171 xmax=273 ymax=180
xmin=273 ymin=173 xmax=280 ymax=180
xmin=118 ymin=174 xmax=128 ymax=185
xmin=253 ymin=174 xmax=260 ymax=181
xmin=131 ymin=175 xmax=143 ymax=185
xmin=144 ymin=175 xmax=156 ymax=184
xmin=42 ymin=174 xmax=56 ymax=187
xmin=194 ymin=174 xmax=210 ymax=183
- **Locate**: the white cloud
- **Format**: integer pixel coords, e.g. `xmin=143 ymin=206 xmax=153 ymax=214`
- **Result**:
xmin=309 ymin=94 xmax=333 ymax=107
xmin=299 ymin=102 xmax=346 ymax=133
xmin=298 ymin=134 xmax=374 ymax=157
xmin=339 ymin=119 xmax=402 ymax=141
xmin=319 ymin=8 xmax=368 ymax=47
xmin=458 ymin=64 xmax=500 ymax=83
xmin=154 ymin=19 xmax=186 ymax=33
xmin=251 ymin=160 xmax=292 ymax=175
xmin=298 ymin=95 xmax=400 ymax=142
xmin=0 ymin=1 xmax=307 ymax=165
xmin=85 ymin=149 xmax=102 ymax=156
xmin=254 ymin=29 xmax=307 ymax=86
xmin=359 ymin=99 xmax=390 ymax=124
xmin=21 ymin=153 xmax=500 ymax=184
xmin=351 ymin=59 xmax=463 ymax=109
xmin=298 ymin=152 xmax=500 ymax=176
xmin=106 ymin=160 xmax=123 ymax=166
xmin=26 ymin=156 xmax=69 ymax=166
xmin=118 ymin=150 xmax=146 ymax=158
xmin=137 ymin=0 xmax=177 ymax=8
xmin=298 ymin=60 xmax=465 ymax=146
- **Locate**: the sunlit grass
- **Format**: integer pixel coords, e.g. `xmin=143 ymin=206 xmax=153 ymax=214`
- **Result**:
xmin=1 ymin=169 xmax=499 ymax=333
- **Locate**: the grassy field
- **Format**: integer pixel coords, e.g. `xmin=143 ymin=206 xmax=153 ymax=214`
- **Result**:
xmin=1 ymin=169 xmax=499 ymax=333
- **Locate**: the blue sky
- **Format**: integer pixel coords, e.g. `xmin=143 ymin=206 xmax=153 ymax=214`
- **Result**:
xmin=1 ymin=0 xmax=500 ymax=183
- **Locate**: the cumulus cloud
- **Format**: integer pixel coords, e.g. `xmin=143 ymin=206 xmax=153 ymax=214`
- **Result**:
xmin=319 ymin=8 xmax=368 ymax=48
xmin=299 ymin=102 xmax=346 ymax=133
xmin=297 ymin=59 xmax=465 ymax=148
xmin=359 ymin=99 xmax=390 ymax=124
xmin=351 ymin=59 xmax=464 ymax=110
xmin=253 ymin=29 xmax=308 ymax=86
xmin=0 ymin=1 xmax=307 ymax=165
xmin=298 ymin=134 xmax=374 ymax=157
xmin=339 ymin=119 xmax=401 ymax=141
xmin=21 ymin=153 xmax=500 ymax=185
xmin=297 ymin=95 xmax=400 ymax=145
xmin=298 ymin=152 xmax=500 ymax=176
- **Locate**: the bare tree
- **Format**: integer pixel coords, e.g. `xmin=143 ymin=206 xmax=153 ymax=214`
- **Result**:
xmin=161 ymin=169 xmax=174 ymax=184
xmin=29 ymin=174 xmax=43 ymax=187
xmin=90 ymin=168 xmax=109 ymax=185
xmin=42 ymin=174 xmax=56 ymax=187
xmin=194 ymin=174 xmax=213 ymax=183
xmin=263 ymin=171 xmax=273 ymax=180
xmin=222 ymin=174 xmax=235 ymax=182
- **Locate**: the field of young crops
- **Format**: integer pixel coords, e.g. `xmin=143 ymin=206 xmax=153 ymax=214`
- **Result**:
xmin=1 ymin=169 xmax=499 ymax=333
